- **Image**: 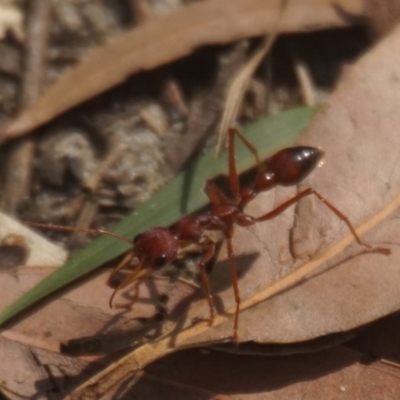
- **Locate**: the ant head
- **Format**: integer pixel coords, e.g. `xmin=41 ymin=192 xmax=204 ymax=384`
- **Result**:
xmin=270 ymin=147 xmax=323 ymax=187
xmin=133 ymin=227 xmax=178 ymax=269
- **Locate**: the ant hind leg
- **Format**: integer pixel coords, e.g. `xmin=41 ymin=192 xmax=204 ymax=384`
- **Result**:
xmin=197 ymin=237 xmax=216 ymax=326
xmin=225 ymin=229 xmax=241 ymax=343
xmin=255 ymin=187 xmax=390 ymax=255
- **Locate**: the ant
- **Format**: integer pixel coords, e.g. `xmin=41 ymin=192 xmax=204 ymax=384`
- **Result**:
xmin=29 ymin=127 xmax=390 ymax=342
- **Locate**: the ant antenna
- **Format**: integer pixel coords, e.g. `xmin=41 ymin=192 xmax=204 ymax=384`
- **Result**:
xmin=27 ymin=222 xmax=134 ymax=246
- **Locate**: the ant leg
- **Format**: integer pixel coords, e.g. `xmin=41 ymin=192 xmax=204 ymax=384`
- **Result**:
xmin=108 ymin=250 xmax=136 ymax=284
xmin=255 ymin=188 xmax=390 ymax=255
xmin=197 ymin=237 xmax=216 ymax=325
xmin=224 ymin=227 xmax=241 ymax=343
xmin=228 ymin=127 xmax=262 ymax=200
xmin=109 ymin=261 xmax=152 ymax=307
xmin=204 ymin=179 xmax=228 ymax=206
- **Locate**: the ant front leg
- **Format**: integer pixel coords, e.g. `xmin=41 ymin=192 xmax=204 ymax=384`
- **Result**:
xmin=108 ymin=250 xmax=136 ymax=286
xmin=255 ymin=187 xmax=390 ymax=255
xmin=228 ymin=127 xmax=262 ymax=202
xmin=109 ymin=260 xmax=152 ymax=307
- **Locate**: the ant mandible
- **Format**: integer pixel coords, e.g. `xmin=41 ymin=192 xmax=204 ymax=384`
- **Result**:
xmin=30 ymin=127 xmax=390 ymax=342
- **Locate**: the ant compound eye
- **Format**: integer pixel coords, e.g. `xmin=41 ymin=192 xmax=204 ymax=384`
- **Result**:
xmin=154 ymin=254 xmax=167 ymax=268
xmin=133 ymin=233 xmax=143 ymax=244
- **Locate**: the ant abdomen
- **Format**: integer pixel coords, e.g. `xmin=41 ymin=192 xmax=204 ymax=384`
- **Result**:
xmin=254 ymin=147 xmax=322 ymax=191
xmin=273 ymin=147 xmax=322 ymax=186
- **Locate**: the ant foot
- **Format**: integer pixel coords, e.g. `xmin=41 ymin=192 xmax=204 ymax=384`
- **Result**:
xmin=374 ymin=246 xmax=391 ymax=255
xmin=362 ymin=244 xmax=391 ymax=255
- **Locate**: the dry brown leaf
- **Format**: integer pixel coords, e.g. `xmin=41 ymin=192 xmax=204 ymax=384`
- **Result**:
xmin=0 ymin=267 xmax=197 ymax=398
xmin=0 ymin=336 xmax=91 ymax=400
xmin=136 ymin=347 xmax=400 ymax=400
xmin=0 ymin=0 xmax=364 ymax=142
xmin=65 ymin=18 xmax=400 ymax=400
xmin=364 ymin=0 xmax=400 ymax=36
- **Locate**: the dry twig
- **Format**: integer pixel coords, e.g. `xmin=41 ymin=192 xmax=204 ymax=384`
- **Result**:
xmin=1 ymin=0 xmax=52 ymax=213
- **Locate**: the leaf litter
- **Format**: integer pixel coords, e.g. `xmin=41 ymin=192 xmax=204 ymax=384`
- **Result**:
xmin=0 ymin=0 xmax=398 ymax=400
xmin=0 ymin=0 xmax=364 ymax=142
xmin=0 ymin=108 xmax=313 ymax=399
xmin=139 ymin=347 xmax=400 ymax=400
xmin=63 ymin=18 xmax=400 ymax=400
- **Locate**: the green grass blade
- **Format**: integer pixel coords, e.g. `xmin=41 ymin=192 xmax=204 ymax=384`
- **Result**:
xmin=0 ymin=107 xmax=316 ymax=326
